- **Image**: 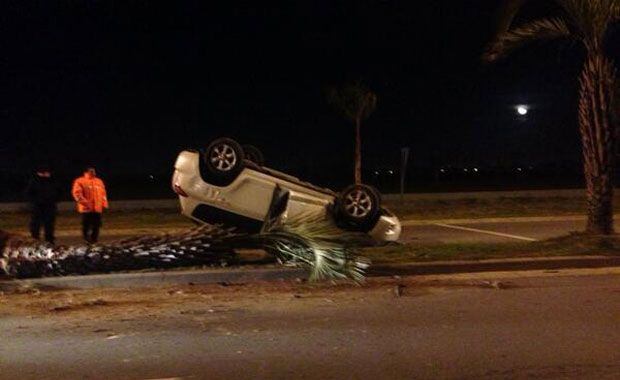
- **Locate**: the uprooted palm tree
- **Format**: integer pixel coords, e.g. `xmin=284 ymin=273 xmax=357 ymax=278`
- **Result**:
xmin=1 ymin=214 xmax=369 ymax=281
xmin=327 ymin=81 xmax=378 ymax=184
xmin=484 ymin=0 xmax=620 ymax=234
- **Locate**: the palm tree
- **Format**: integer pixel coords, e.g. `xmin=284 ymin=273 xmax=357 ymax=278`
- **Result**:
xmin=327 ymin=81 xmax=378 ymax=184
xmin=485 ymin=0 xmax=620 ymax=234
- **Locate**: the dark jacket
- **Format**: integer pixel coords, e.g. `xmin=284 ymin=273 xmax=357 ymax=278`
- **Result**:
xmin=25 ymin=175 xmax=61 ymax=207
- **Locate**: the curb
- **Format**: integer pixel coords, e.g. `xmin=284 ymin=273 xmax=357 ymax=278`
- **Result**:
xmin=2 ymin=255 xmax=620 ymax=290
xmin=1 ymin=266 xmax=306 ymax=290
xmin=368 ymin=255 xmax=620 ymax=276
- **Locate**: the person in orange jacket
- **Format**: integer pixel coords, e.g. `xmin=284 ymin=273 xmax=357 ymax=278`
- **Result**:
xmin=72 ymin=167 xmax=109 ymax=243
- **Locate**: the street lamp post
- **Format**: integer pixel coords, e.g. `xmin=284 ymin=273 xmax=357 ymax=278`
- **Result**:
xmin=400 ymin=147 xmax=410 ymax=204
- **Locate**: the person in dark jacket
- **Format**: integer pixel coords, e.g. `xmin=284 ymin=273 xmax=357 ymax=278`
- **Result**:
xmin=25 ymin=166 xmax=60 ymax=244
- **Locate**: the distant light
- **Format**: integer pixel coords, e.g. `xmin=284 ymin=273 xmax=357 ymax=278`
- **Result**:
xmin=440 ymin=169 xmax=446 ymax=173
xmin=473 ymin=168 xmax=479 ymax=172
xmin=388 ymin=170 xmax=394 ymax=175
xmin=374 ymin=171 xmax=379 ymax=175
xmin=463 ymin=168 xmax=468 ymax=173
xmin=516 ymin=105 xmax=528 ymax=116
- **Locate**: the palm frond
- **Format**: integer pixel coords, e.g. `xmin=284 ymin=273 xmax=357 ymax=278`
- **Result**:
xmin=559 ymin=0 xmax=620 ymax=47
xmin=253 ymin=212 xmax=371 ymax=282
xmin=484 ymin=17 xmax=571 ymax=62
xmin=326 ymin=80 xmax=377 ymax=123
xmin=492 ymin=0 xmax=529 ymax=37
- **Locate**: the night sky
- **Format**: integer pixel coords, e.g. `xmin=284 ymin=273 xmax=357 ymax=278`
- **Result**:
xmin=3 ymin=1 xmax=619 ymax=200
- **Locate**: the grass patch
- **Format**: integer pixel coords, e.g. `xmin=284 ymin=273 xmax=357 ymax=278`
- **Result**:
xmin=364 ymin=233 xmax=620 ymax=264
xmin=382 ymin=195 xmax=620 ymax=220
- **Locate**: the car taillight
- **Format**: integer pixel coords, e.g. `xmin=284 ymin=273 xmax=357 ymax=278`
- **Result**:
xmin=171 ymin=171 xmax=187 ymax=197
xmin=173 ymin=184 xmax=188 ymax=197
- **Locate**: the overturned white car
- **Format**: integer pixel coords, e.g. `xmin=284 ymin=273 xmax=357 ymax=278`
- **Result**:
xmin=172 ymin=138 xmax=401 ymax=242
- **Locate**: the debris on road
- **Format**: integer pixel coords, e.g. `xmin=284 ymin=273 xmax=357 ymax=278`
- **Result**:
xmin=394 ymin=284 xmax=405 ymax=297
xmin=474 ymin=280 xmax=514 ymax=290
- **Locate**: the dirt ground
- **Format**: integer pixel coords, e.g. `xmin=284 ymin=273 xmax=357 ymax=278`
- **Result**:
xmin=6 ymin=268 xmax=614 ymax=322
xmin=0 ymin=276 xmax=474 ymax=322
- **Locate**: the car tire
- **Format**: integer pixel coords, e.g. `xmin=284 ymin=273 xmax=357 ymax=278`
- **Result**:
xmin=335 ymin=184 xmax=381 ymax=232
xmin=242 ymin=144 xmax=265 ymax=166
xmin=202 ymin=137 xmax=245 ymax=186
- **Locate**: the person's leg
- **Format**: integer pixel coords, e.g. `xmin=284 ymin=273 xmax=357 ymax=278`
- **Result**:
xmin=82 ymin=213 xmax=91 ymax=243
xmin=43 ymin=207 xmax=56 ymax=244
xmin=91 ymin=213 xmax=102 ymax=243
xmin=29 ymin=206 xmax=42 ymax=240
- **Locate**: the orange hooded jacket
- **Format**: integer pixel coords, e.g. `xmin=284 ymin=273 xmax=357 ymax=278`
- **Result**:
xmin=71 ymin=175 xmax=109 ymax=213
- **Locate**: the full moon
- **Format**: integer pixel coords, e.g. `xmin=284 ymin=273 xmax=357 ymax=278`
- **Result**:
xmin=517 ymin=106 xmax=528 ymax=116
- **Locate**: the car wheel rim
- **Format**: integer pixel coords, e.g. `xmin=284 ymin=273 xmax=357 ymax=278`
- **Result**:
xmin=210 ymin=144 xmax=237 ymax=172
xmin=344 ymin=189 xmax=372 ymax=218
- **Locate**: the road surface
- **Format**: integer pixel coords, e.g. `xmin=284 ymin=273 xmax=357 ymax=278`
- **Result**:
xmin=2 ymin=269 xmax=620 ymax=379
xmin=400 ymin=217 xmax=586 ymax=244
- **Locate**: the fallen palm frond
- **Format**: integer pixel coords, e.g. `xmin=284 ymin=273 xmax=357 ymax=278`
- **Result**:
xmin=243 ymin=212 xmax=371 ymax=282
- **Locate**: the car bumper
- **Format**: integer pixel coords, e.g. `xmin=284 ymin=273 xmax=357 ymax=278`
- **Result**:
xmin=368 ymin=214 xmax=402 ymax=242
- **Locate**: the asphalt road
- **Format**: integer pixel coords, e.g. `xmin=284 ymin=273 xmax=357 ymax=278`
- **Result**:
xmin=2 ymin=270 xmax=620 ymax=379
xmin=400 ymin=218 xmax=586 ymax=244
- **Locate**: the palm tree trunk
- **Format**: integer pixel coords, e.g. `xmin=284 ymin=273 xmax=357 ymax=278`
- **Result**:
xmin=578 ymin=53 xmax=617 ymax=234
xmin=354 ymin=118 xmax=362 ymax=184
